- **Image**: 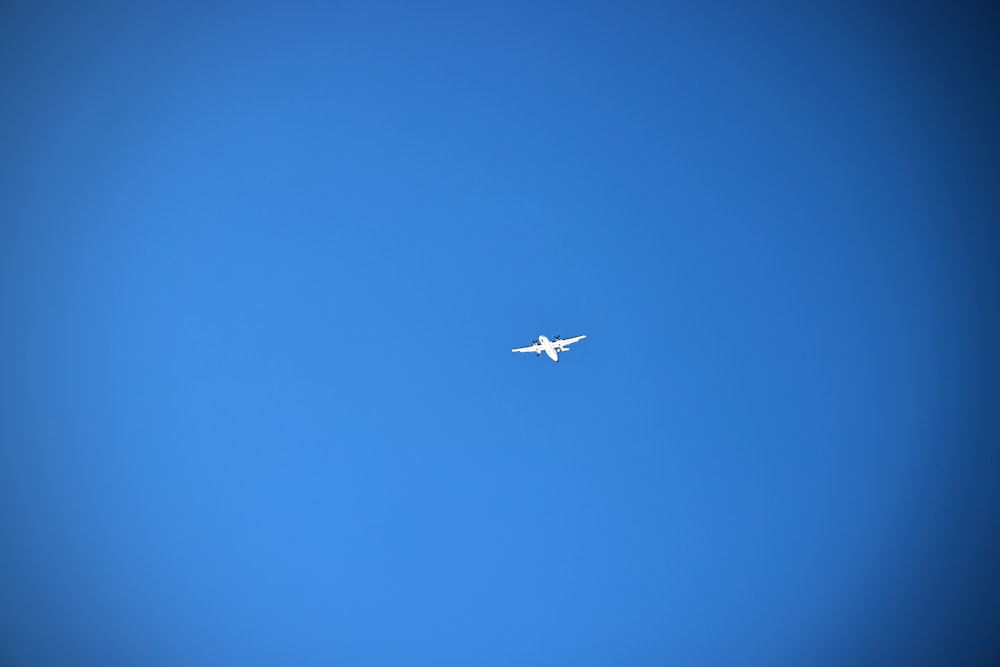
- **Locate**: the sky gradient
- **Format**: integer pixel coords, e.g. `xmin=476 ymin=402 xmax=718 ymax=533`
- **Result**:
xmin=2 ymin=3 xmax=999 ymax=666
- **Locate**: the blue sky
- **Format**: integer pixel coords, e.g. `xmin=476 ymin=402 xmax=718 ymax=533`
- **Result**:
xmin=1 ymin=3 xmax=998 ymax=666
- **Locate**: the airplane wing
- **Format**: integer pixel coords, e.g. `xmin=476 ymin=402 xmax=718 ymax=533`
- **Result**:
xmin=555 ymin=335 xmax=586 ymax=349
xmin=512 ymin=343 xmax=542 ymax=353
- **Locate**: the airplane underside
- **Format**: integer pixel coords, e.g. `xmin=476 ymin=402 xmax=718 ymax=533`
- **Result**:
xmin=513 ymin=333 xmax=585 ymax=362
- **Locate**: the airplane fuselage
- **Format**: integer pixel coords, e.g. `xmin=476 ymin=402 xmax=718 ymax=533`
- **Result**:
xmin=538 ymin=335 xmax=559 ymax=362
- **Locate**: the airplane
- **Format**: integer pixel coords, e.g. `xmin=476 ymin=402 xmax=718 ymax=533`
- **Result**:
xmin=511 ymin=334 xmax=586 ymax=362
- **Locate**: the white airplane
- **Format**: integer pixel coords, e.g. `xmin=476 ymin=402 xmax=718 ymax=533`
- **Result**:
xmin=512 ymin=334 xmax=586 ymax=362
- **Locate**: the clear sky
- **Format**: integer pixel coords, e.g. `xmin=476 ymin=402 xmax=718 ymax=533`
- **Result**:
xmin=1 ymin=3 xmax=998 ymax=666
